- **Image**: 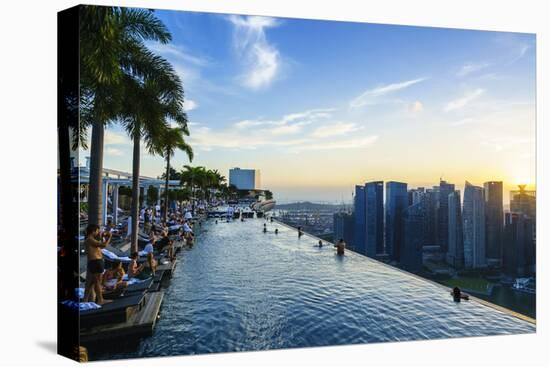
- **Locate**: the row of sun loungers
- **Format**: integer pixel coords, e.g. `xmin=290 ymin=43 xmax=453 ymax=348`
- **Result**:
xmin=64 ymin=231 xmax=188 ymax=348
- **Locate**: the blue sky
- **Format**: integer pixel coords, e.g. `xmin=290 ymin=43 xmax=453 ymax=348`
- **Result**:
xmin=84 ymin=9 xmax=536 ymax=203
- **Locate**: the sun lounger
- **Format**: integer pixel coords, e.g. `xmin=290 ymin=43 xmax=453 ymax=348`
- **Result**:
xmin=79 ymin=292 xmax=146 ymax=328
xmin=101 ymin=248 xmax=132 ymax=263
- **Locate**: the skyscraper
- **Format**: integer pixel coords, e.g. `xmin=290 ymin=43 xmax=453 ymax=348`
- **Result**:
xmin=503 ymin=212 xmax=535 ymax=277
xmin=508 ymin=185 xmax=536 ymax=275
xmin=510 ymin=185 xmax=536 ymax=219
xmin=409 ymin=187 xmax=425 ymax=206
xmin=401 ymin=202 xmax=424 ymax=273
xmin=463 ymin=182 xmax=486 ymax=269
xmin=365 ymin=181 xmax=384 ymax=257
xmin=385 ymin=181 xmax=408 ymax=262
xmin=353 ymin=185 xmax=366 ymax=255
xmin=447 ymin=190 xmax=464 ymax=268
xmin=484 ymin=181 xmax=503 ymax=266
xmin=437 ymin=180 xmax=455 ymax=253
xmin=423 ymin=188 xmax=439 ymax=245
xmin=228 ymin=167 xmax=261 ymax=190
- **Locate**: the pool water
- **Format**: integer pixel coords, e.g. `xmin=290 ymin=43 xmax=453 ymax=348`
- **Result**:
xmin=99 ymin=218 xmax=535 ymax=359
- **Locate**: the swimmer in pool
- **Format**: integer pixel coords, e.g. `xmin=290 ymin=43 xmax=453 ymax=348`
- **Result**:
xmin=451 ymin=287 xmax=469 ymax=302
xmin=334 ymin=239 xmax=345 ymax=255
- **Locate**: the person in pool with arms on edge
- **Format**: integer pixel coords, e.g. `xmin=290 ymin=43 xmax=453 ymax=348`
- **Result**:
xmin=83 ymin=224 xmax=112 ymax=304
xmin=335 ymin=239 xmax=345 ymax=255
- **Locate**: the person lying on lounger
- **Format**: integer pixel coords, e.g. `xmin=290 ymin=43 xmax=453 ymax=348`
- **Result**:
xmin=103 ymin=260 xmax=128 ymax=291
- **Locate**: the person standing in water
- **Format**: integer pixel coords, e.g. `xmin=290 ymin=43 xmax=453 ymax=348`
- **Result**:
xmin=334 ymin=238 xmax=345 ymax=255
xmin=318 ymin=240 xmax=323 ymax=247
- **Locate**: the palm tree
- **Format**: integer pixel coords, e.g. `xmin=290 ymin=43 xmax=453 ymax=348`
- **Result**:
xmin=181 ymin=165 xmax=207 ymax=211
xmin=79 ymin=6 xmax=171 ymax=227
xmin=154 ymin=127 xmax=194 ymax=222
xmin=120 ymin=60 xmax=186 ymax=252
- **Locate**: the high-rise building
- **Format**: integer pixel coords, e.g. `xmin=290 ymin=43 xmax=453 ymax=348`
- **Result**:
xmin=365 ymin=181 xmax=384 ymax=257
xmin=484 ymin=181 xmax=504 ymax=266
xmin=353 ymin=185 xmax=366 ymax=255
xmin=401 ymin=202 xmax=424 ymax=273
xmin=333 ymin=212 xmax=354 ymax=250
xmin=503 ymin=212 xmax=535 ymax=277
xmin=447 ymin=190 xmax=464 ymax=268
xmin=228 ymin=168 xmax=261 ymax=190
xmin=409 ymin=187 xmax=425 ymax=206
xmin=437 ymin=180 xmax=455 ymax=253
xmin=385 ymin=181 xmax=408 ymax=261
xmin=423 ymin=188 xmax=439 ymax=245
xmin=463 ymin=182 xmax=486 ymax=269
xmin=510 ymin=185 xmax=536 ymax=219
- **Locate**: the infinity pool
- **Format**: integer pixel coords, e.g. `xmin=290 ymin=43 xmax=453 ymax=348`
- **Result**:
xmin=99 ymin=218 xmax=535 ymax=359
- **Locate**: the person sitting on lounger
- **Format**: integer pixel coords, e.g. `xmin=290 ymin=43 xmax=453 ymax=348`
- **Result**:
xmin=128 ymin=252 xmax=144 ymax=279
xmin=83 ymin=224 xmax=112 ymax=305
xmin=103 ymin=260 xmax=128 ymax=291
xmin=135 ymin=252 xmax=157 ymax=280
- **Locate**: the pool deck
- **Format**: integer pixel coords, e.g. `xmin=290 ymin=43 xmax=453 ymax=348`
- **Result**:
xmin=273 ymin=218 xmax=536 ymax=325
xmin=79 ymin=237 xmax=186 ymax=349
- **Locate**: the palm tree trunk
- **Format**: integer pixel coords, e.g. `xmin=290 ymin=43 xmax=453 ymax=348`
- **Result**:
xmin=163 ymin=152 xmax=170 ymax=222
xmin=87 ymin=120 xmax=105 ymax=226
xmin=130 ymin=127 xmax=141 ymax=253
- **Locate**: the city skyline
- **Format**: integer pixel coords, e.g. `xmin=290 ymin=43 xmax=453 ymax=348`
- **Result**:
xmin=81 ymin=10 xmax=536 ymax=203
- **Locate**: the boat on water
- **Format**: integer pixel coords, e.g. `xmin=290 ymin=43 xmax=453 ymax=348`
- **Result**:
xmin=512 ymin=277 xmax=536 ymax=294
xmin=252 ymin=199 xmax=276 ymax=213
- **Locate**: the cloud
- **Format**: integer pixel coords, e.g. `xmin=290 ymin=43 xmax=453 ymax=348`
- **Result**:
xmin=480 ymin=137 xmax=532 ymax=152
xmin=311 ymin=122 xmax=362 ymax=138
xmin=104 ymin=131 xmax=130 ymax=145
xmin=228 ymin=15 xmax=281 ymax=90
xmin=187 ymin=108 xmax=375 ymax=153
xmin=183 ymin=99 xmax=198 ymax=112
xmin=508 ymin=44 xmax=530 ymax=65
xmin=292 ymin=136 xmax=379 ymax=152
xmin=350 ymin=78 xmax=426 ymax=108
xmin=233 ymin=108 xmax=334 ymax=131
xmin=269 ymin=122 xmax=311 ymax=135
xmin=410 ymin=101 xmax=424 ymax=113
xmin=456 ymin=62 xmax=491 ymax=77
xmin=105 ymin=147 xmax=124 ymax=156
xmin=146 ymin=42 xmax=210 ymax=67
xmin=444 ymin=88 xmax=485 ymax=112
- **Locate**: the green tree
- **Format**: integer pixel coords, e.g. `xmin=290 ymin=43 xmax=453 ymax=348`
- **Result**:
xmin=120 ymin=65 xmax=186 ymax=252
xmin=79 ymin=6 xmax=172 ymax=227
xmin=153 ymin=127 xmax=193 ymax=222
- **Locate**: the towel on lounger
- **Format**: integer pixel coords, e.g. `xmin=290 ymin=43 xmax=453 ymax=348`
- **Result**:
xmin=61 ymin=300 xmax=102 ymax=311
xmin=101 ymin=249 xmax=131 ymax=262
xmin=75 ymin=288 xmax=85 ymax=299
xmin=138 ymin=243 xmax=154 ymax=257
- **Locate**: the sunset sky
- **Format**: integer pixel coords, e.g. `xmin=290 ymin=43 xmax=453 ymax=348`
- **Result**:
xmin=82 ymin=9 xmax=536 ymax=203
